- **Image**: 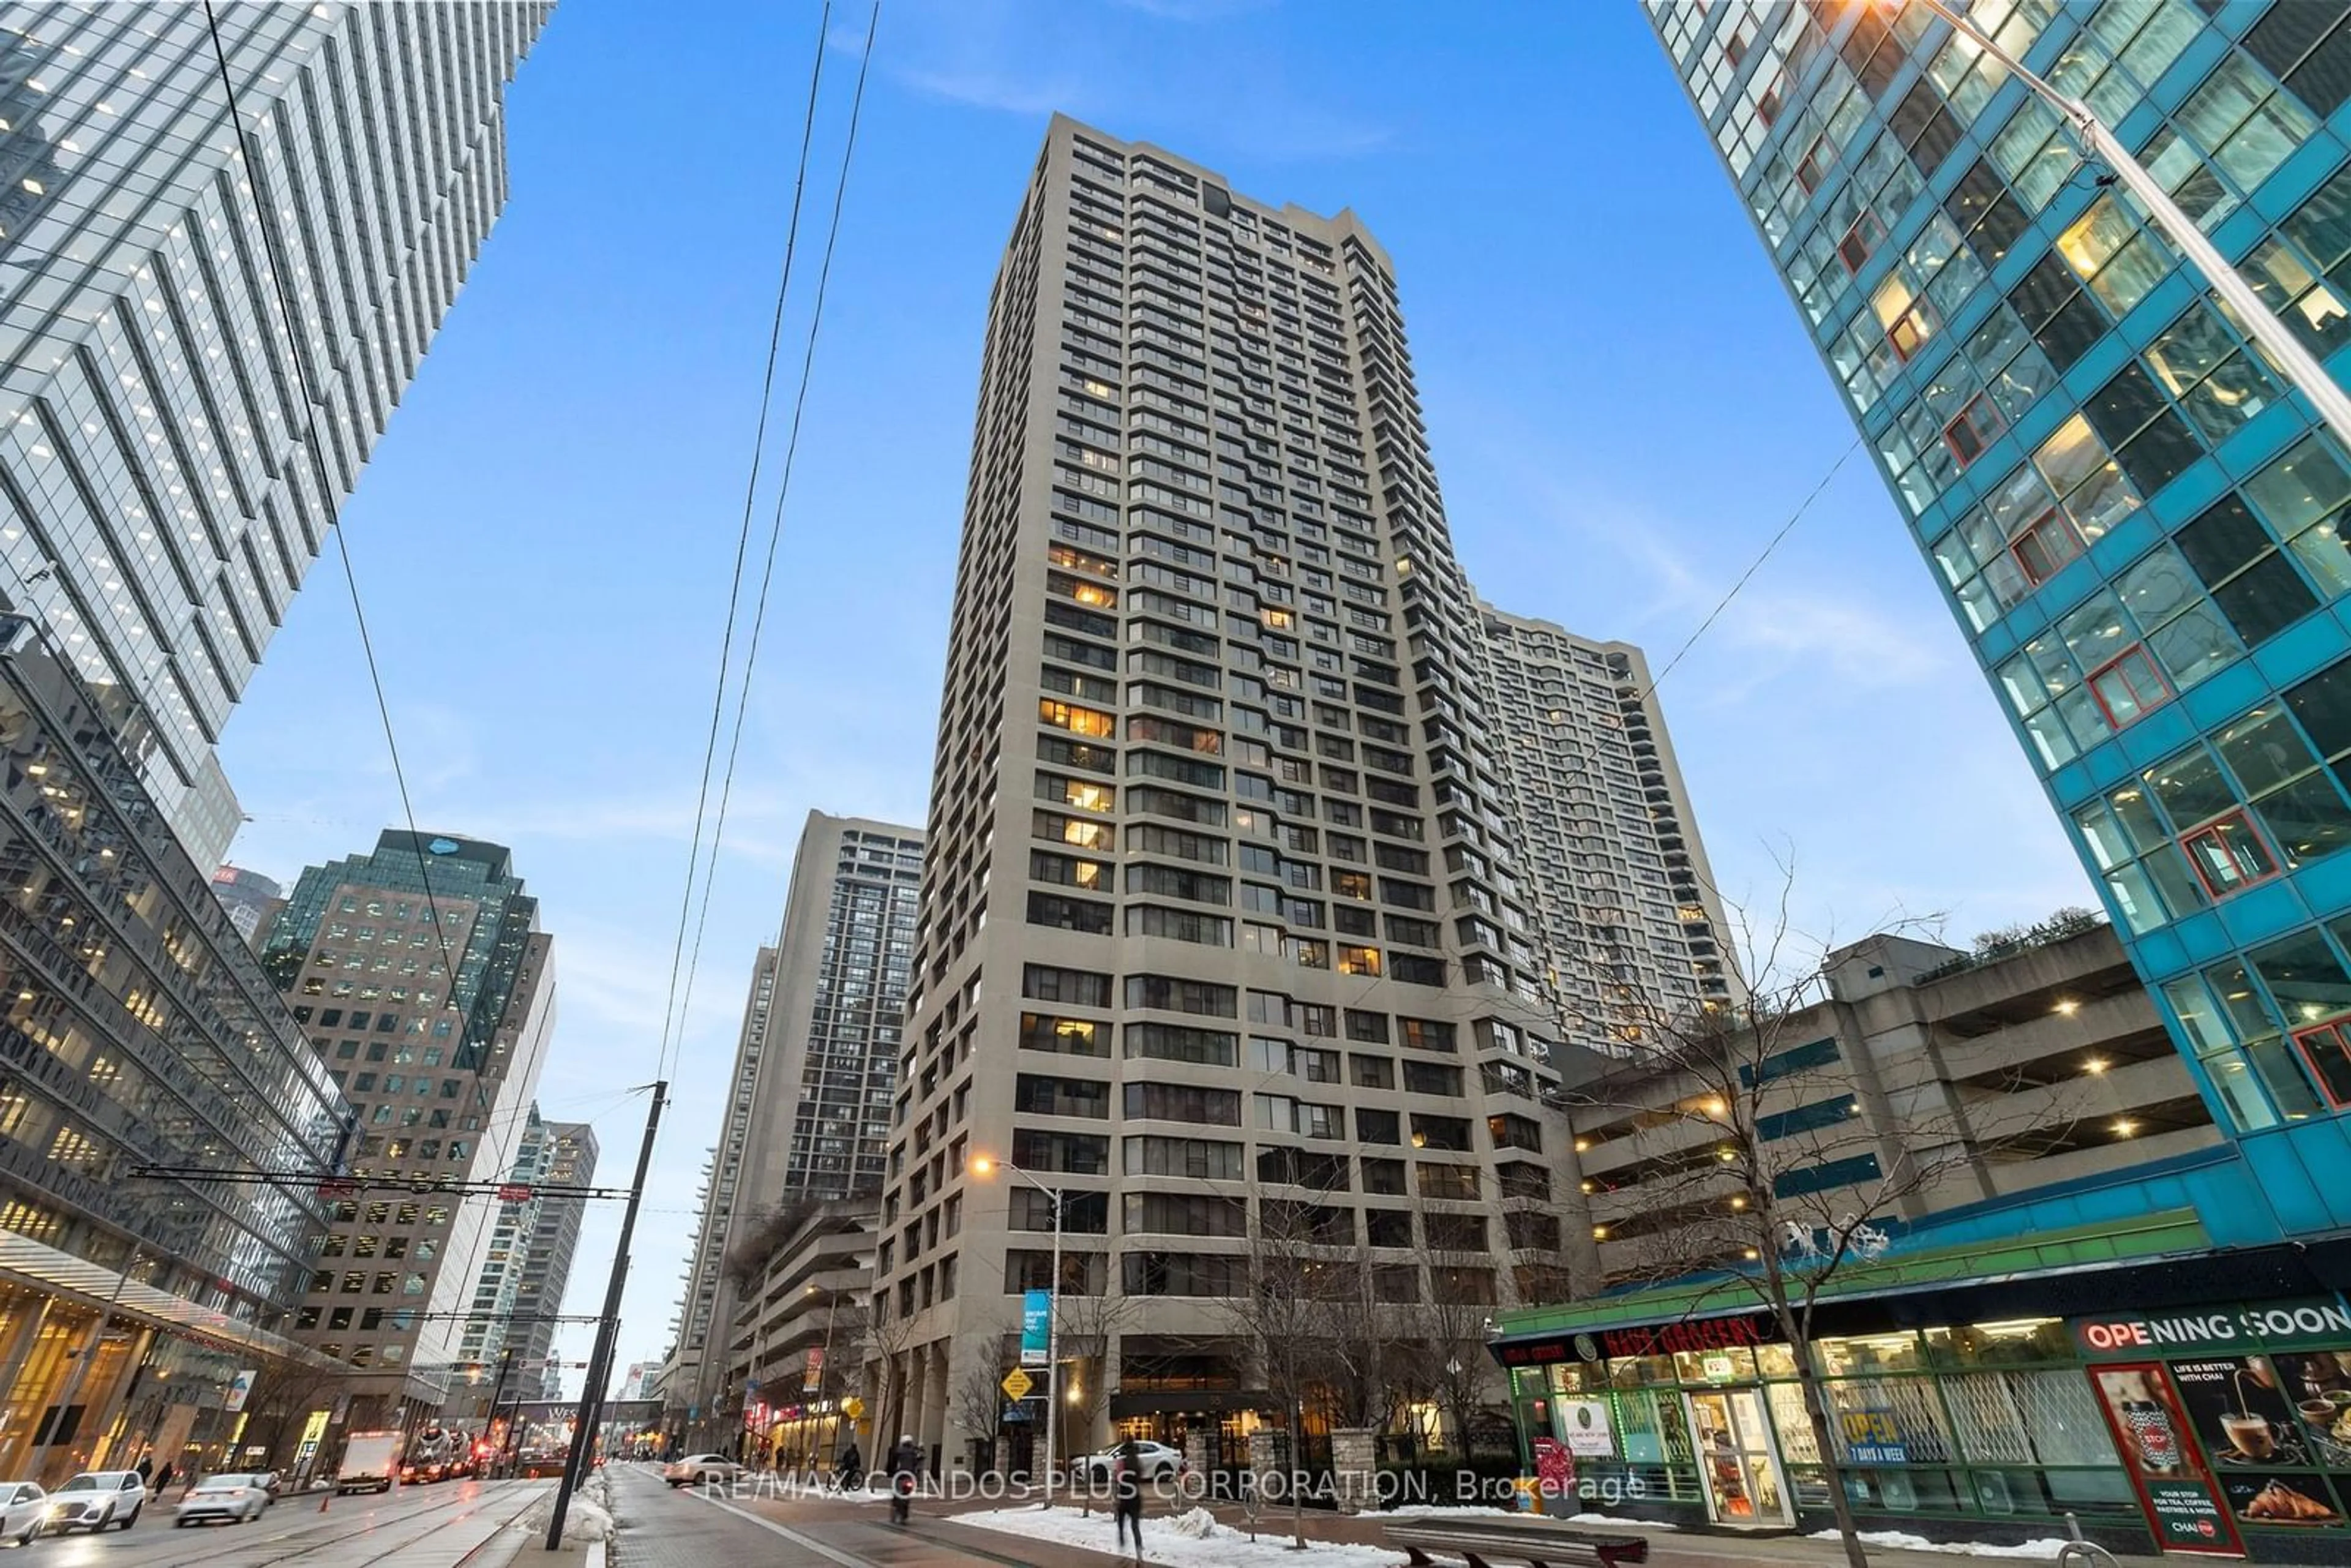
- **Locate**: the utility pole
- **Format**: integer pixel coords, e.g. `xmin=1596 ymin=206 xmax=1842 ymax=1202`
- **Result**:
xmin=484 ymin=1348 xmax=514 ymax=1478
xmin=547 ymin=1082 xmax=665 ymax=1551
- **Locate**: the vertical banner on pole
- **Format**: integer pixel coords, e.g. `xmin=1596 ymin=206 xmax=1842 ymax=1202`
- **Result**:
xmin=1019 ymin=1289 xmax=1051 ymax=1368
xmin=802 ymin=1349 xmax=825 ymax=1395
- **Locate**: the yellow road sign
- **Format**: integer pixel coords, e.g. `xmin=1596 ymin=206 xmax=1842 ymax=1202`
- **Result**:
xmin=1000 ymin=1368 xmax=1033 ymax=1401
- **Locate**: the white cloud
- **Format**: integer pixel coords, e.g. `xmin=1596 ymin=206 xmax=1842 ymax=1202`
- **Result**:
xmin=876 ymin=0 xmax=1389 ymax=162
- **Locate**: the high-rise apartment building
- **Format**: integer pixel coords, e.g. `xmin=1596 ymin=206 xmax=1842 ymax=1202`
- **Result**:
xmin=458 ymin=1105 xmax=549 ymax=1378
xmin=0 ymin=3 xmax=550 ymax=866
xmin=1651 ymin=0 xmax=2351 ymax=1235
xmin=258 ymin=831 xmax=554 ymax=1423
xmin=660 ymin=812 xmax=920 ymax=1445
xmin=659 ymin=958 xmax=774 ymax=1442
xmin=0 ymin=618 xmax=346 ymax=1484
xmin=516 ymin=1119 xmax=595 ymax=1400
xmin=1477 ymin=606 xmax=1738 ymax=1054
xmin=868 ymin=116 xmax=1580 ymax=1466
xmin=777 ymin=816 xmax=923 ymax=1199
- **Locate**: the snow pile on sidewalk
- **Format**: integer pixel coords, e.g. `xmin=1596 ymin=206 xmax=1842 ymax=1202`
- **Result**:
xmin=561 ymin=1467 xmax=615 ymax=1542
xmin=957 ymin=1503 xmax=1409 ymax=1566
xmin=1565 ymin=1512 xmax=1677 ymax=1530
xmin=1375 ymin=1504 xmax=1517 ymax=1520
xmin=1809 ymin=1529 xmax=2075 ymax=1559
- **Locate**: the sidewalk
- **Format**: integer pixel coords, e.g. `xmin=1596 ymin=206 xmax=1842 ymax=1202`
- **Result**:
xmin=913 ymin=1495 xmax=2172 ymax=1568
xmin=469 ymin=1477 xmax=606 ymax=1568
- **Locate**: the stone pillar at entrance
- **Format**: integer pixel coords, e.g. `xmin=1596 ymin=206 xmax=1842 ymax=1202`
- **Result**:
xmin=1330 ymin=1428 xmax=1378 ymax=1512
xmin=898 ymin=1347 xmax=926 ymax=1461
xmin=917 ymin=1341 xmax=948 ymax=1476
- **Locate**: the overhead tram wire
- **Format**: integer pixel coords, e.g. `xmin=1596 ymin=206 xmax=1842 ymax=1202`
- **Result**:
xmin=650 ymin=0 xmax=838 ymax=1086
xmin=200 ymin=2 xmax=466 ymax=992
xmin=665 ymin=0 xmax=883 ymax=1085
xmin=1631 ymin=435 xmax=1865 ymax=706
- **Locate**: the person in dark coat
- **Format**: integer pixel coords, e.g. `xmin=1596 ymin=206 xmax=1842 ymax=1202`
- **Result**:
xmin=1112 ymin=1436 xmax=1144 ymax=1558
xmin=835 ymin=1440 xmax=861 ymax=1491
xmin=887 ymin=1435 xmax=921 ymax=1523
xmin=135 ymin=1455 xmax=152 ymax=1484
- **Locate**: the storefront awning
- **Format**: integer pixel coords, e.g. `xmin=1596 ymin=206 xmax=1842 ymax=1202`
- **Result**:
xmin=1109 ymin=1387 xmax=1273 ymax=1418
xmin=0 ymin=1232 xmax=339 ymax=1369
xmin=1490 ymin=1209 xmax=2236 ymax=1367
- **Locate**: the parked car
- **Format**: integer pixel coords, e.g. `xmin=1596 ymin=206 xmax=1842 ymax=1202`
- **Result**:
xmin=173 ymin=1475 xmax=269 ymax=1528
xmin=0 ymin=1483 xmax=42 ymax=1547
xmin=662 ymin=1454 xmax=741 ymax=1488
xmin=44 ymin=1471 xmax=144 ymax=1533
xmin=250 ymin=1470 xmax=283 ymax=1502
xmin=1074 ymin=1441 xmax=1186 ymax=1484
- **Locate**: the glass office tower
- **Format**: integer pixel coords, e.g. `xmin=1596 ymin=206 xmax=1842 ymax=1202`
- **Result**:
xmin=0 ymin=2 xmax=552 ymax=865
xmin=1650 ymin=0 xmax=2351 ymax=1230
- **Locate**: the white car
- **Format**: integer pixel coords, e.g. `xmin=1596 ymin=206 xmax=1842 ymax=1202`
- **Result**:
xmin=1076 ymin=1440 xmax=1185 ymax=1484
xmin=662 ymin=1454 xmax=741 ymax=1488
xmin=0 ymin=1483 xmax=43 ymax=1547
xmin=173 ymin=1474 xmax=270 ymax=1527
xmin=44 ymin=1471 xmax=145 ymax=1532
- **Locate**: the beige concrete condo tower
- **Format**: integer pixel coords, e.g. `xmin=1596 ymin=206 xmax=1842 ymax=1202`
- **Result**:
xmin=868 ymin=116 xmax=1586 ymax=1477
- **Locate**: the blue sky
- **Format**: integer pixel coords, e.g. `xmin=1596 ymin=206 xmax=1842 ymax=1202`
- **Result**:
xmin=215 ymin=0 xmax=2100 ymax=1391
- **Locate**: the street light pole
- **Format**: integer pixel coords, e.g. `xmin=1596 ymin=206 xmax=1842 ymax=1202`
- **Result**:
xmin=1914 ymin=0 xmax=2351 ymax=451
xmin=975 ymin=1158 xmax=1065 ymax=1495
xmin=1043 ymin=1182 xmax=1062 ymax=1496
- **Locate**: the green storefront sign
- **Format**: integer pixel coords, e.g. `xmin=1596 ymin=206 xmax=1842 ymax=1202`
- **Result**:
xmin=2073 ymin=1298 xmax=2351 ymax=1359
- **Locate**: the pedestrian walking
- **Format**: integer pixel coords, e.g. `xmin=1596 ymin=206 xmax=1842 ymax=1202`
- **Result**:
xmin=1112 ymin=1436 xmax=1144 ymax=1559
xmin=836 ymin=1439 xmax=862 ymax=1492
xmin=156 ymin=1462 xmax=174 ymax=1496
xmin=135 ymin=1454 xmax=152 ymax=1484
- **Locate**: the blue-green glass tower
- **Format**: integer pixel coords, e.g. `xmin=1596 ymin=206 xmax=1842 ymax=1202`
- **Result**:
xmin=1652 ymin=0 xmax=2351 ymax=1236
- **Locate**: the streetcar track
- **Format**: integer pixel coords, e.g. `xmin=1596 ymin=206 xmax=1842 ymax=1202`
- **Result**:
xmin=137 ymin=1479 xmax=547 ymax=1568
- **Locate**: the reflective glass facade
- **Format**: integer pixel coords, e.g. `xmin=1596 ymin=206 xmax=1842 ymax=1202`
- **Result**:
xmin=0 ymin=2 xmax=550 ymax=865
xmin=258 ymin=832 xmax=553 ymax=1413
xmin=1653 ymin=0 xmax=2351 ymax=1232
xmin=0 ymin=618 xmax=343 ymax=1310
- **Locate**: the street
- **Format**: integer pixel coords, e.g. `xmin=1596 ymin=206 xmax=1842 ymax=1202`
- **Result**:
xmin=12 ymin=1477 xmax=549 ymax=1568
xmin=603 ymin=1463 xmax=1045 ymax=1568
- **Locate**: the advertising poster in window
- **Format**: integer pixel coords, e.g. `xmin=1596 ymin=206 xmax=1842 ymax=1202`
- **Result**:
xmin=2165 ymin=1354 xmax=2347 ymax=1528
xmin=2088 ymin=1365 xmax=2241 ymax=1555
xmin=2268 ymin=1348 xmax=2351 ymax=1468
xmin=2263 ymin=1347 xmax=2351 ymax=1523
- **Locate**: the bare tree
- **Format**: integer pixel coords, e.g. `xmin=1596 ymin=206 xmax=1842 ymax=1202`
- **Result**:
xmin=858 ymin=1291 xmax=917 ymax=1450
xmin=1316 ymin=1256 xmax=1400 ymax=1437
xmin=240 ymin=1360 xmax=347 ymax=1472
xmin=1217 ymin=1184 xmax=1355 ymax=1551
xmin=1559 ymin=861 xmax=2077 ymax=1568
xmin=1050 ymin=1281 xmax=1135 ymax=1466
xmin=1413 ymin=1240 xmax=1502 ymax=1461
xmin=953 ymin=1363 xmax=1005 ymax=1473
